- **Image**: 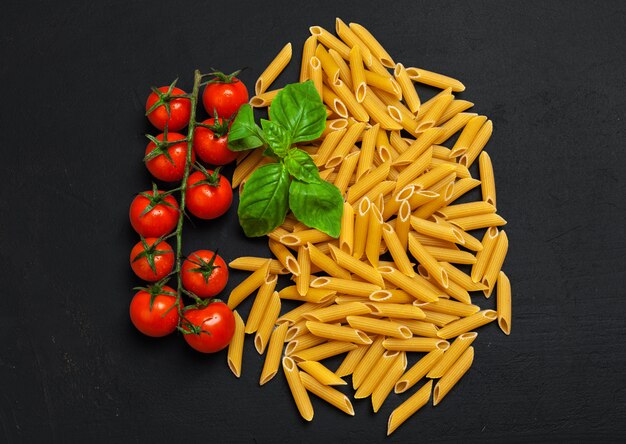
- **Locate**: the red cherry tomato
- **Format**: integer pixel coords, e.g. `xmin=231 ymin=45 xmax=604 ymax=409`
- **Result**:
xmin=129 ymin=188 xmax=179 ymax=238
xmin=193 ymin=118 xmax=238 ymax=165
xmin=130 ymin=238 xmax=174 ymax=282
xmin=185 ymin=170 xmax=233 ymax=220
xmin=182 ymin=302 xmax=235 ymax=353
xmin=146 ymin=84 xmax=191 ymax=131
xmin=145 ymin=132 xmax=195 ymax=182
xmin=181 ymin=250 xmax=228 ymax=298
xmin=130 ymin=285 xmax=181 ymax=337
xmin=202 ymin=71 xmax=248 ymax=119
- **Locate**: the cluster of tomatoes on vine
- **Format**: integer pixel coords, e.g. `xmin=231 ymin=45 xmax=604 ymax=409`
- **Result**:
xmin=128 ymin=70 xmax=249 ymax=353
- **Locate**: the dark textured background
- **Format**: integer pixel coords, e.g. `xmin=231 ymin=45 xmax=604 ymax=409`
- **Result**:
xmin=1 ymin=0 xmax=625 ymax=442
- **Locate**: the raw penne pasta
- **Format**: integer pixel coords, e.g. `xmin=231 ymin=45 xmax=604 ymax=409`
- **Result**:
xmin=322 ymin=87 xmax=349 ymax=118
xmin=295 ymin=245 xmax=311 ymax=296
xmin=245 ymin=273 xmax=278 ymax=334
xmin=349 ymin=45 xmax=367 ymax=102
xmin=433 ymin=347 xmax=474 ymax=405
xmin=326 ymin=121 xmax=366 ymax=168
xmin=497 ymin=271 xmax=511 ymax=335
xmin=482 ymin=231 xmax=509 ymax=297
xmin=428 ymin=158 xmax=471 ymax=181
xmin=383 ymin=337 xmax=449 ymax=353
xmin=410 ymin=163 xmax=457 ymax=191
xmin=303 ymin=301 xmax=371 ymax=323
xmin=228 ymin=260 xmax=271 ymax=310
xmin=471 ymin=227 xmax=499 ymax=283
xmin=393 ymin=127 xmax=445 ymax=166
xmin=361 ymin=180 xmax=396 ymax=205
xmin=460 ymin=120 xmax=493 ymax=167
xmin=256 ymin=43 xmax=292 ymax=95
xmin=407 ymin=233 xmax=448 ymax=288
xmin=387 ymin=380 xmax=433 ymax=435
xmin=427 ymin=332 xmax=477 ymax=378
xmin=394 ymin=148 xmax=433 ymax=193
xmin=329 ymin=244 xmax=384 ymax=287
xmin=329 ymin=79 xmax=369 ymax=123
xmin=479 ymin=151 xmax=497 ymax=208
xmin=395 ymin=349 xmax=444 ymax=394
xmin=333 ymin=151 xmax=360 ymax=196
xmin=364 ymin=302 xmax=425 ymax=320
xmin=283 ymin=357 xmax=314 ymax=421
xmin=352 ymin=335 xmax=386 ymax=389
xmin=440 ymin=262 xmax=487 ymax=292
xmin=291 ymin=340 xmax=358 ymax=363
xmin=436 ymin=310 xmax=497 ymax=340
xmin=378 ymin=266 xmax=439 ymax=303
xmin=349 ymin=22 xmax=394 ymax=67
xmin=449 ymin=115 xmax=487 ymax=158
xmin=356 ymin=123 xmax=378 ymax=180
xmin=436 ymin=201 xmax=496 ymax=220
xmin=370 ymin=289 xmax=414 ymax=304
xmin=424 ymin=246 xmax=476 ymax=264
xmin=278 ymin=286 xmax=336 ymax=304
xmin=328 ymin=48 xmax=353 ymax=89
xmin=306 ymin=321 xmax=372 ymax=345
xmin=269 ymin=239 xmax=300 ymax=276
xmin=365 ymin=71 xmax=401 ymax=97
xmin=352 ymin=197 xmax=371 ymax=259
xmin=308 ymin=56 xmax=324 ymax=98
xmin=448 ymin=212 xmax=507 ymax=232
xmin=315 ymin=44 xmax=340 ymax=83
xmin=371 ymin=351 xmax=407 ymax=412
xmin=405 ymin=67 xmax=465 ymax=92
xmin=250 ymin=89 xmax=282 ymax=107
xmin=286 ymin=333 xmax=327 ymax=356
xmin=394 ymin=63 xmax=420 ymax=113
xmin=268 ymin=226 xmax=290 ymax=242
xmin=300 ymin=372 xmax=355 ymax=416
xmin=285 ymin=320 xmax=308 ymax=342
xmin=322 ymin=118 xmax=348 ymax=136
xmin=307 ymin=242 xmax=351 ymax=280
xmin=411 ymin=216 xmax=464 ymax=245
xmin=231 ymin=148 xmax=264 ymax=188
xmin=437 ymin=100 xmax=475 ymax=126
xmin=335 ymin=18 xmax=374 ymax=66
xmin=227 ymin=311 xmax=245 ymax=378
xmin=365 ymin=204 xmax=384 ymax=267
xmin=229 ymin=257 xmax=288 ymax=275
xmin=336 ymin=344 xmax=370 ymax=377
xmin=361 ymin=90 xmax=403 ymax=130
xmin=416 ymin=91 xmax=453 ymax=132
xmin=381 ymin=223 xmax=415 ymax=276
xmin=298 ymin=360 xmax=347 ymax=386
xmin=355 ymin=350 xmax=399 ymax=398
xmin=277 ymin=299 xmax=334 ymax=325
xmin=310 ymin=25 xmax=351 ymax=59
xmin=300 ymin=35 xmax=317 ymax=82
xmin=347 ymin=316 xmax=412 ymax=339
xmin=310 ymin=276 xmax=381 ymax=297
xmin=395 ymin=200 xmax=411 ymax=250
xmin=418 ymin=307 xmax=460 ymax=326
xmin=280 ymin=229 xmax=334 ymax=247
xmin=260 ymin=323 xmax=289 ymax=385
xmin=254 ymin=291 xmax=281 ymax=354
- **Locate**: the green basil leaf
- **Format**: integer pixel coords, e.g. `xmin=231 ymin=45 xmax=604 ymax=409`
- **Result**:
xmin=284 ymin=149 xmax=320 ymax=183
xmin=238 ymin=163 xmax=290 ymax=237
xmin=269 ymin=81 xmax=327 ymax=144
xmin=227 ymin=104 xmax=266 ymax=151
xmin=260 ymin=119 xmax=290 ymax=158
xmin=289 ymin=179 xmax=343 ymax=238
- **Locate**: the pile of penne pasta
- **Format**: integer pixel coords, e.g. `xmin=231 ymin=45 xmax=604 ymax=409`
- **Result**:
xmin=227 ymin=19 xmax=511 ymax=436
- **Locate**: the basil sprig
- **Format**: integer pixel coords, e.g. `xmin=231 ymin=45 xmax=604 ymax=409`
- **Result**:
xmin=228 ymin=81 xmax=343 ymax=238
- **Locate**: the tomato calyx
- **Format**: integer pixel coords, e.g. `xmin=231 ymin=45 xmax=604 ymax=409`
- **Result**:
xmin=204 ymin=68 xmax=243 ymax=85
xmin=145 ymin=78 xmax=190 ymax=117
xmin=190 ymin=164 xmax=222 ymax=188
xmin=133 ymin=278 xmax=178 ymax=311
xmin=144 ymin=132 xmax=188 ymax=166
xmin=138 ymin=183 xmax=180 ymax=217
xmin=184 ymin=250 xmax=221 ymax=284
xmin=131 ymin=236 xmax=174 ymax=274
xmin=196 ymin=111 xmax=232 ymax=138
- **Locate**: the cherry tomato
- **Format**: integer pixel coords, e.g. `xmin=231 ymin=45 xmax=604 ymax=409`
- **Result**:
xmin=130 ymin=238 xmax=174 ymax=282
xmin=186 ymin=170 xmax=232 ymax=220
xmin=181 ymin=250 xmax=228 ymax=298
xmin=193 ymin=118 xmax=238 ymax=165
xmin=145 ymin=132 xmax=195 ymax=182
xmin=182 ymin=302 xmax=235 ymax=353
xmin=130 ymin=285 xmax=181 ymax=337
xmin=202 ymin=70 xmax=248 ymax=119
xmin=129 ymin=188 xmax=179 ymax=238
xmin=146 ymin=84 xmax=191 ymax=131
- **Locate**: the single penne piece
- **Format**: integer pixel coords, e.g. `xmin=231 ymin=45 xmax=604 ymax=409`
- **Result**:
xmin=347 ymin=315 xmax=412 ymax=339
xmin=310 ymin=25 xmax=351 ymax=59
xmin=283 ymin=357 xmax=314 ymax=421
xmin=395 ymin=349 xmax=443 ymax=393
xmin=410 ymin=163 xmax=457 ymax=191
xmin=309 ymin=56 xmax=324 ymax=101
xmin=227 ymin=311 xmax=245 ymax=378
xmin=471 ymin=227 xmax=499 ymax=283
xmin=329 ymin=79 xmax=370 ymax=122
xmin=300 ymin=372 xmax=355 ymax=416
xmin=249 ymin=89 xmax=282 ymax=108
xmin=349 ymin=45 xmax=367 ymax=102
xmin=424 ymin=246 xmax=477 ymax=265
xmin=390 ymin=131 xmax=410 ymax=153
xmin=419 ymin=270 xmax=471 ymax=304
xmin=335 ymin=18 xmax=374 ymax=66
xmin=303 ymin=301 xmax=371 ymax=323
xmin=390 ymin=318 xmax=440 ymax=338
xmin=364 ymin=302 xmax=425 ymax=320
xmin=349 ymin=22 xmax=395 ymax=68
xmin=231 ymin=148 xmax=264 ymax=188
xmin=449 ymin=115 xmax=487 ymax=158
xmin=326 ymin=121 xmax=366 ymax=168
xmin=298 ymin=360 xmax=347 ymax=386
xmin=256 ymin=42 xmax=292 ymax=95
xmin=372 ymin=351 xmax=407 ymax=412
xmin=336 ymin=344 xmax=370 ymax=377
xmin=370 ymin=289 xmax=414 ymax=304
xmin=356 ymin=123 xmax=379 ymax=180
xmin=365 ymin=71 xmax=401 ymax=97
xmin=254 ymin=291 xmax=281 ymax=354
xmin=361 ymin=90 xmax=403 ymax=130
xmin=329 ymin=244 xmax=384 ymax=287
xmin=381 ymin=223 xmax=415 ymax=276
xmin=361 ymin=180 xmax=396 ymax=205
xmin=321 ymin=118 xmax=349 ymax=136
xmin=322 ymin=87 xmax=349 ymax=118
xmin=295 ymin=245 xmax=311 ymax=296
xmin=448 ymin=213 xmax=507 ymax=232
xmin=229 ymin=257 xmax=288 ymax=275
xmin=479 ymin=151 xmax=497 ymax=208
xmin=410 ymin=215 xmax=465 ymax=245
xmin=291 ymin=340 xmax=358 ymax=363
xmin=393 ymin=127 xmax=445 ymax=166
xmin=433 ymin=347 xmax=474 ymax=406
xmin=328 ymin=48 xmax=353 ymax=89
xmin=310 ymin=276 xmax=381 ymax=297
xmin=352 ymin=336 xmax=386 ymax=389
xmin=408 ymin=233 xmax=448 ymax=288
xmin=278 ymin=286 xmax=336 ymax=304
xmin=280 ymin=229 xmax=334 ymax=247
xmin=277 ymin=299 xmax=335 ymax=325
xmin=268 ymin=226 xmax=290 ymax=242
xmin=394 ymin=148 xmax=433 ymax=193
xmin=430 ymin=157 xmax=472 ymax=179
xmin=365 ymin=204 xmax=384 ymax=267
xmin=315 ymin=44 xmax=340 ymax=84
xmin=352 ymin=197 xmax=371 ymax=259
xmin=383 ymin=337 xmax=449 ymax=353
xmin=436 ymin=100 xmax=475 ymax=126
xmin=427 ymin=332 xmax=477 ymax=378
xmin=307 ymin=242 xmax=351 ymax=280
xmin=460 ymin=120 xmax=493 ymax=167
xmin=497 ymin=271 xmax=512 ymax=335
xmin=306 ymin=321 xmax=372 ymax=345
xmin=228 ymin=260 xmax=271 ymax=310
xmin=482 ymin=231 xmax=509 ymax=297
xmin=436 ymin=201 xmax=496 ymax=220
xmin=394 ymin=63 xmax=420 ymax=113
xmin=416 ymin=91 xmax=454 ymax=133
xmin=300 ymin=35 xmax=317 ymax=82
xmin=405 ymin=67 xmax=465 ymax=92
xmin=333 ymin=151 xmax=360 ymax=196
xmin=259 ymin=323 xmax=289 ymax=385
xmin=395 ymin=200 xmax=411 ymax=250
xmin=378 ymin=266 xmax=439 ymax=303
xmin=437 ymin=310 xmax=497 ymax=340
xmin=419 ymin=308 xmax=460 ymax=328
xmin=269 ymin=239 xmax=300 ymax=276
xmin=286 ymin=333 xmax=327 ymax=356
xmin=245 ymin=273 xmax=278 ymax=334
xmin=387 ymin=380 xmax=433 ymax=435
xmin=355 ymin=350 xmax=399 ymax=398
xmin=441 ymin=261 xmax=488 ymax=292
